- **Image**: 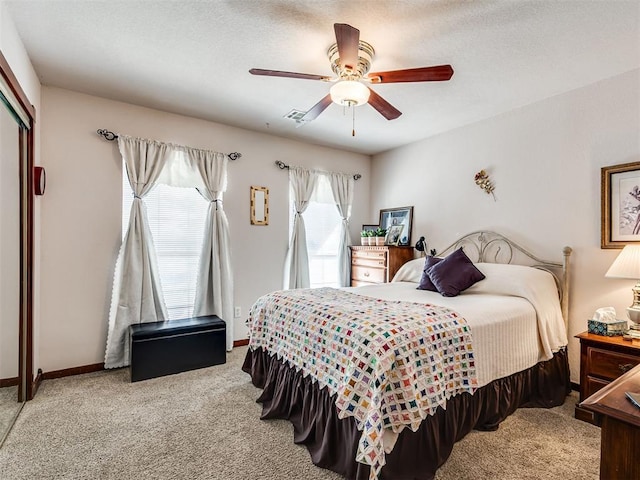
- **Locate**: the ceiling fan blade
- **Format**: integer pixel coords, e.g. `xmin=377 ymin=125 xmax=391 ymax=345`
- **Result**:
xmin=367 ymin=88 xmax=402 ymax=120
xmin=249 ymin=68 xmax=332 ymax=81
xmin=368 ymin=65 xmax=454 ymax=83
xmin=301 ymin=94 xmax=333 ymax=122
xmin=334 ymin=23 xmax=360 ymax=71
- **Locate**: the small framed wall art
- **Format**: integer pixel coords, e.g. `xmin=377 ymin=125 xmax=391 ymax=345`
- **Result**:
xmin=602 ymin=161 xmax=640 ymax=248
xmin=250 ymin=185 xmax=269 ymax=226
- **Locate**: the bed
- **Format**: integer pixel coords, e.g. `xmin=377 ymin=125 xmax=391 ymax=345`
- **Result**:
xmin=242 ymin=231 xmax=572 ymax=480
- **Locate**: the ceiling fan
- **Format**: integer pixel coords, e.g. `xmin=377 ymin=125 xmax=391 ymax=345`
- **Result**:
xmin=249 ymin=23 xmax=454 ymax=125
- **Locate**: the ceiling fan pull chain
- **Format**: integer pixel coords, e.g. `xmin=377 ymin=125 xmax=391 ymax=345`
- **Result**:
xmin=352 ymin=107 xmax=356 ymax=137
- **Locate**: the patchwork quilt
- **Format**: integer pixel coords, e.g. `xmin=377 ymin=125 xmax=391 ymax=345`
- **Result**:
xmin=247 ymin=287 xmax=478 ymax=480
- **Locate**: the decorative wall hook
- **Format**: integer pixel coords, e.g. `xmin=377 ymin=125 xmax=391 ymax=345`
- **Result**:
xmin=474 ymin=169 xmax=496 ymax=201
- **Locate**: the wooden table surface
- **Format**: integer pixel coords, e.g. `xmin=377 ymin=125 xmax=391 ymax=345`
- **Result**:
xmin=580 ymin=363 xmax=640 ymax=428
xmin=580 ymin=364 xmax=640 ymax=479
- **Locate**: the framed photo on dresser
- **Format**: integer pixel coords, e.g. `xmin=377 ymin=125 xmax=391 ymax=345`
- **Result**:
xmin=602 ymin=161 xmax=640 ymax=248
xmin=379 ymin=206 xmax=413 ymax=246
xmin=385 ymin=224 xmax=404 ymax=246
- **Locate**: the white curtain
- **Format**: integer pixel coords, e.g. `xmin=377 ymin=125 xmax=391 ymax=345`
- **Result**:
xmin=105 ymin=136 xmax=171 ymax=368
xmin=328 ymin=172 xmax=354 ymax=287
xmin=283 ymin=167 xmax=319 ymax=289
xmin=190 ymin=149 xmax=234 ymax=351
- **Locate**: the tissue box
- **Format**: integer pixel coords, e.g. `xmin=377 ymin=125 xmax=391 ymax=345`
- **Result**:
xmin=587 ymin=319 xmax=627 ymax=336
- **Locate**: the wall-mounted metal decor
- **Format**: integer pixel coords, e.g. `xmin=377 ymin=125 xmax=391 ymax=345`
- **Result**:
xmin=250 ymin=186 xmax=269 ymax=226
xmin=474 ymin=169 xmax=496 ymax=200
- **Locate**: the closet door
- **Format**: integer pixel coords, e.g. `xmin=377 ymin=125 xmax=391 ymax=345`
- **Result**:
xmin=0 ymin=49 xmax=35 ymax=445
xmin=0 ymin=90 xmax=21 ymax=441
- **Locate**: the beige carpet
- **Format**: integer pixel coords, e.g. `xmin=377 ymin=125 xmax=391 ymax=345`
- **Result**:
xmin=0 ymin=347 xmax=600 ymax=480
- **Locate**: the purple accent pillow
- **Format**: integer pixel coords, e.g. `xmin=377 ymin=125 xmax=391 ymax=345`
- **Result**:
xmin=417 ymin=256 xmax=442 ymax=291
xmin=427 ymin=248 xmax=485 ymax=297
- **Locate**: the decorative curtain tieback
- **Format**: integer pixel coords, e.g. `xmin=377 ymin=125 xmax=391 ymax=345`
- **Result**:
xmin=132 ymin=194 xmax=142 ymax=199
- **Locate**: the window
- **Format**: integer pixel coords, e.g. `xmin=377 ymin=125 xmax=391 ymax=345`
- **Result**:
xmin=122 ymin=169 xmax=208 ymax=319
xmin=290 ymin=174 xmax=342 ymax=288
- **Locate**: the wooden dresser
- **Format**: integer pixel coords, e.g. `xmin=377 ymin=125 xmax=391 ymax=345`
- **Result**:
xmin=350 ymin=246 xmax=414 ymax=287
xmin=579 ymin=363 xmax=640 ymax=479
xmin=575 ymin=332 xmax=640 ymax=424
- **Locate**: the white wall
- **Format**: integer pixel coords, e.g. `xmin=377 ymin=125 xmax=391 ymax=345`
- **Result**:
xmin=39 ymin=86 xmax=370 ymax=372
xmin=371 ymin=69 xmax=640 ymax=383
xmin=0 ymin=4 xmax=40 ymax=104
xmin=0 ymin=3 xmax=42 ymax=377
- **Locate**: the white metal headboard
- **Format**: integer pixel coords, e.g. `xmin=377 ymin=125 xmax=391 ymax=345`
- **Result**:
xmin=438 ymin=231 xmax=572 ymax=330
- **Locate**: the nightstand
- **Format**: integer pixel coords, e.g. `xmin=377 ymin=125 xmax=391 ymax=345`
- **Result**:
xmin=349 ymin=245 xmax=414 ymax=287
xmin=575 ymin=331 xmax=640 ymax=424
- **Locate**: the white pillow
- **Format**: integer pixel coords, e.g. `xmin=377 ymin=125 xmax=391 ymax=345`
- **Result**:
xmin=464 ymin=262 xmax=566 ymax=358
xmin=391 ymin=258 xmax=425 ymax=283
xmin=465 ymin=262 xmax=557 ymax=295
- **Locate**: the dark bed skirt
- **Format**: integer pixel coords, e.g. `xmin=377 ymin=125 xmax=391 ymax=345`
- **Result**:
xmin=242 ymin=347 xmax=570 ymax=480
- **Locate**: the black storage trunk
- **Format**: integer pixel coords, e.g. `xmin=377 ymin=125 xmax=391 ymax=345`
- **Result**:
xmin=130 ymin=315 xmax=226 ymax=382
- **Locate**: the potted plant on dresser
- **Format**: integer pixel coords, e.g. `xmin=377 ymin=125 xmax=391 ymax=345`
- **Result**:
xmin=375 ymin=227 xmax=387 ymax=246
xmin=367 ymin=230 xmax=376 ymax=245
xmin=360 ymin=230 xmax=369 ymax=245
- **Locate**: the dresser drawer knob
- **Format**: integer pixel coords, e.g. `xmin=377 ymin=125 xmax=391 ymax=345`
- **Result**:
xmin=619 ymin=363 xmax=634 ymax=373
xmin=364 ymin=272 xmax=370 ymax=277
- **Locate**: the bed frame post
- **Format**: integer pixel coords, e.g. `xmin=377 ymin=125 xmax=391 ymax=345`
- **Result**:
xmin=562 ymin=246 xmax=572 ymax=333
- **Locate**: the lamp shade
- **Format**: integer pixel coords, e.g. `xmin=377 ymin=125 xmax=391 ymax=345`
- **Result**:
xmin=329 ymin=80 xmax=370 ymax=106
xmin=605 ymin=245 xmax=640 ymax=279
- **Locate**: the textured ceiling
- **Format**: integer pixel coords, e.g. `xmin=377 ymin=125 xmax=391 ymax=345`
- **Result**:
xmin=4 ymin=0 xmax=640 ymax=155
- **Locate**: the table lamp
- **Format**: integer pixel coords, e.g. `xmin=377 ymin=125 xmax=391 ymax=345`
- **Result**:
xmin=605 ymin=244 xmax=640 ymax=338
xmin=415 ymin=236 xmax=426 ymax=256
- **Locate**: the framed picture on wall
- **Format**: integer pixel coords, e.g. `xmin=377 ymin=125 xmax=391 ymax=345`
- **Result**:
xmin=379 ymin=206 xmax=413 ymax=246
xmin=602 ymin=161 xmax=640 ymax=248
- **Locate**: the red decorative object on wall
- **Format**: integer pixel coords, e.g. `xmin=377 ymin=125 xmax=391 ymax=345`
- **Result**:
xmin=34 ymin=166 xmax=46 ymax=195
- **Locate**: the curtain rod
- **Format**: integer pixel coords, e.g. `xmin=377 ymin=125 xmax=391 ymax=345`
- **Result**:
xmin=274 ymin=160 xmax=361 ymax=180
xmin=96 ymin=129 xmax=242 ymax=161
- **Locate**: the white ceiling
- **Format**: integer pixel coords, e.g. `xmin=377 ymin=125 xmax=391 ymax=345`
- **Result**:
xmin=4 ymin=0 xmax=640 ymax=155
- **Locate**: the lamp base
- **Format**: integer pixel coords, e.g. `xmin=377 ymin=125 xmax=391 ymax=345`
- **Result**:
xmin=626 ymin=306 xmax=640 ymax=324
xmin=624 ymin=307 xmax=640 ymax=339
xmin=624 ymin=329 xmax=640 ymax=340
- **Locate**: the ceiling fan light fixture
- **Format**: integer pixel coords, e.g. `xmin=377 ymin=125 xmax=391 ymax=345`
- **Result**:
xmin=329 ymin=80 xmax=370 ymax=107
xmin=250 ymin=23 xmax=452 ymax=123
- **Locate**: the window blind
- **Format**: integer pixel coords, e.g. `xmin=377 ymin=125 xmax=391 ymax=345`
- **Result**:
xmin=289 ymin=174 xmax=341 ymax=288
xmin=122 ymin=170 xmax=208 ymax=319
